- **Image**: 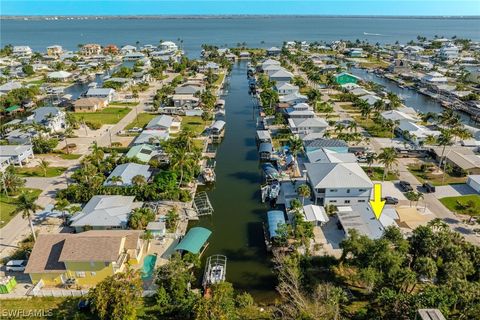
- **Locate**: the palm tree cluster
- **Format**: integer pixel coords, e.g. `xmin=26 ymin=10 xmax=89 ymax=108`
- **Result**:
xmin=0 ymin=167 xmax=25 ymax=196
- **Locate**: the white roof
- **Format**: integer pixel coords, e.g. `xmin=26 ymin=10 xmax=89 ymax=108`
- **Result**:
xmin=468 ymin=175 xmax=480 ymax=184
xmin=47 ymin=71 xmax=72 ymax=79
xmin=270 ymin=69 xmax=294 ymax=79
xmin=0 ymin=81 xmax=22 ymax=92
xmin=306 ymin=148 xmax=357 ymax=164
xmin=146 ymin=115 xmax=174 ymax=130
xmin=305 ymin=162 xmax=373 ymax=189
xmin=289 ymin=117 xmax=328 ymax=129
xmin=87 ymin=88 xmax=115 ymax=96
xmin=303 ymin=205 xmax=329 ymax=223
xmin=104 ymin=163 xmax=151 ymax=186
xmin=70 ymin=195 xmax=141 ymax=228
xmin=381 ymin=110 xmax=417 ymax=122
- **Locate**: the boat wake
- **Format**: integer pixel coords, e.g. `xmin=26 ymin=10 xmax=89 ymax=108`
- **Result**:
xmin=363 ymin=32 xmax=385 ymax=36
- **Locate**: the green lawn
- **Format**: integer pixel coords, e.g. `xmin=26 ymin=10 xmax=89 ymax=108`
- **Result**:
xmin=407 ymin=164 xmax=467 ymax=186
xmin=58 ymin=153 xmax=82 ymax=160
xmin=15 ymin=166 xmax=67 ymax=178
xmin=0 ymin=188 xmax=42 ymax=227
xmin=110 ymin=101 xmax=139 ymax=106
xmin=71 ymin=107 xmax=131 ymax=126
xmin=439 ymin=195 xmax=480 ymax=216
xmin=181 ymin=116 xmax=207 ymax=135
xmin=352 ymin=116 xmax=392 ymax=138
xmin=214 ymin=72 xmax=225 ymax=87
xmin=362 ymin=166 xmax=399 ymax=181
xmin=0 ymin=297 xmax=84 ymax=319
xmin=125 ymin=113 xmax=157 ymax=130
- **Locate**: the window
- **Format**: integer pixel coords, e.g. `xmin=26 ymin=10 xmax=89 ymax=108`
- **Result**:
xmin=329 ymin=200 xmax=337 ymax=203
xmin=76 ymin=272 xmax=86 ymax=278
xmin=91 ymin=272 xmax=96 ymax=276
xmin=344 ymin=200 xmax=351 ymax=204
xmin=358 ymin=200 xmax=365 ymax=203
xmin=329 ymin=189 xmax=338 ymax=192
xmin=346 ymin=189 xmax=350 ymax=193
xmin=359 ymin=189 xmax=366 ymax=192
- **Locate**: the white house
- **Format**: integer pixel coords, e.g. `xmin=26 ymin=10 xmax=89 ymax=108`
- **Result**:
xmin=397 ymin=121 xmax=441 ymax=146
xmin=421 ymin=72 xmax=448 ymax=84
xmin=305 ymin=162 xmax=373 ymax=206
xmin=337 ymin=205 xmax=384 ymax=240
xmin=0 ymin=145 xmax=34 ymax=167
xmin=145 ymin=115 xmax=181 ymax=133
xmin=13 ymin=46 xmax=32 ymax=57
xmin=27 ymin=106 xmax=66 ymax=132
xmin=439 ymin=43 xmax=459 ymax=60
xmin=279 ymin=92 xmax=308 ymax=106
xmin=269 ymin=69 xmax=294 ymax=84
xmin=104 ymin=163 xmax=151 ymax=186
xmin=47 ymin=71 xmax=73 ymax=82
xmin=276 ymin=82 xmax=299 ymax=96
xmin=120 ymin=45 xmax=137 ymax=55
xmin=466 ymin=175 xmax=480 ymax=193
xmin=86 ymin=88 xmax=116 ymax=102
xmin=289 ymin=117 xmax=328 ymax=137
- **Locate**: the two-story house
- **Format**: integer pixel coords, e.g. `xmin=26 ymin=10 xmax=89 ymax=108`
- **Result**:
xmin=24 ymin=230 xmax=145 ymax=287
xmin=305 ymin=162 xmax=373 ymax=206
xmin=27 ymin=107 xmax=66 ymax=132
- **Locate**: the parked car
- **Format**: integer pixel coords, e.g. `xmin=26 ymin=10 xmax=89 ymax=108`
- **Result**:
xmin=399 ymin=180 xmax=413 ymax=192
xmin=128 ymin=127 xmax=142 ymax=133
xmin=383 ymin=196 xmax=399 ymax=205
xmin=5 ymin=260 xmax=27 ymax=272
xmin=423 ymin=182 xmax=436 ymax=193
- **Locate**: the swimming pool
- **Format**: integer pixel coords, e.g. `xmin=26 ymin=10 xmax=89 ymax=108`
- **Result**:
xmin=141 ymin=254 xmax=157 ymax=280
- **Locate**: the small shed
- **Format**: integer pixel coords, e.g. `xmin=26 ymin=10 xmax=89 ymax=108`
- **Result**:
xmin=258 ymin=142 xmax=273 ymax=161
xmin=146 ymin=221 xmax=166 ymax=238
xmin=256 ymin=130 xmax=272 ymax=144
xmin=303 ymin=205 xmax=329 ymax=226
xmin=210 ymin=120 xmax=226 ymax=135
xmin=267 ymin=210 xmax=286 ymax=239
xmin=174 ymin=227 xmax=212 ymax=255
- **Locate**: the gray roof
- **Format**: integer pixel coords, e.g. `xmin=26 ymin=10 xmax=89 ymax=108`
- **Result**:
xmin=306 ymin=149 xmax=357 ymax=164
xmin=0 ymin=145 xmax=33 ymax=157
xmin=280 ymin=92 xmax=308 ymax=103
xmin=290 ymin=117 xmax=328 ymax=128
xmin=104 ymin=163 xmax=151 ymax=186
xmin=146 ymin=115 xmax=174 ymax=130
xmin=256 ymin=130 xmax=271 ymax=141
xmin=211 ymin=120 xmax=226 ymax=132
xmin=86 ymin=88 xmax=115 ymax=96
xmin=175 ymin=85 xmax=200 ymax=95
xmin=270 ymin=69 xmax=294 ymax=79
xmin=134 ymin=130 xmax=169 ymax=145
xmin=259 ymin=142 xmax=273 ymax=154
xmin=70 ymin=195 xmax=141 ymax=228
xmin=305 ymin=162 xmax=372 ymax=189
xmin=32 ymin=107 xmax=61 ymax=123
xmin=304 ymin=139 xmax=348 ymax=148
xmin=0 ymin=81 xmax=22 ymax=92
xmin=337 ymin=205 xmax=384 ymax=240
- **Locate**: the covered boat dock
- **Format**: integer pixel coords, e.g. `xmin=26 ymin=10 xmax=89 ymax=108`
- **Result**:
xmin=174 ymin=227 xmax=212 ymax=255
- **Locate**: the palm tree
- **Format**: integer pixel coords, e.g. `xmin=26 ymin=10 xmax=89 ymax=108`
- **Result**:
xmin=387 ymin=92 xmax=401 ymax=109
xmin=108 ymin=175 xmax=123 ymax=186
xmin=17 ymin=193 xmax=41 ymax=242
xmin=358 ymin=100 xmax=373 ymax=124
xmin=366 ymin=152 xmax=377 ymax=168
xmin=131 ymin=175 xmax=147 ymax=186
xmin=297 ymin=185 xmax=311 ymax=205
xmin=288 ymin=135 xmax=303 ymax=174
xmin=143 ymin=230 xmax=154 ymax=251
xmin=38 ymin=159 xmax=50 ymax=177
xmin=334 ymin=123 xmax=345 ymax=134
xmin=0 ymin=168 xmax=25 ymax=196
xmin=377 ymin=147 xmax=398 ymax=181
xmin=347 ymin=121 xmax=357 ymax=133
xmin=89 ymin=141 xmax=104 ymax=166
xmin=437 ymin=129 xmax=454 ymax=171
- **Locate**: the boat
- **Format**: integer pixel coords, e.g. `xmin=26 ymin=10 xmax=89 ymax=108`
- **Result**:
xmin=202 ymin=255 xmax=227 ymax=289
xmin=202 ymin=167 xmax=216 ymax=183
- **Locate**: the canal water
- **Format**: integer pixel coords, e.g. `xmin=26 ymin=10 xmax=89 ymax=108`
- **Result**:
xmin=192 ymin=61 xmax=277 ymax=301
xmin=349 ymin=67 xmax=475 ymax=126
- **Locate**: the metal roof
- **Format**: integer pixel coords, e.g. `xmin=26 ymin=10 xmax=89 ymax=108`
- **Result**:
xmin=267 ymin=210 xmax=286 ymax=239
xmin=174 ymin=227 xmax=212 ymax=254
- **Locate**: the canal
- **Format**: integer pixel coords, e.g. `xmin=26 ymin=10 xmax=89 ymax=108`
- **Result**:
xmin=349 ymin=67 xmax=475 ymax=126
xmin=192 ymin=61 xmax=277 ymax=301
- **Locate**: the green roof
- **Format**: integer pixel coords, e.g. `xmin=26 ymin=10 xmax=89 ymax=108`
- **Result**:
xmin=125 ymin=144 xmax=155 ymax=163
xmin=5 ymin=105 xmax=20 ymax=112
xmin=174 ymin=227 xmax=212 ymax=254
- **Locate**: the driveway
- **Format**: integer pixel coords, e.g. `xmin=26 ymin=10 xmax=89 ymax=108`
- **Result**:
xmin=434 ymin=184 xmax=477 ymax=199
xmin=377 ymin=181 xmax=408 ymax=201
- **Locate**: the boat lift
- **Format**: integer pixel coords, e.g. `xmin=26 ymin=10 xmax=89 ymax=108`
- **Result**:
xmin=202 ymin=255 xmax=227 ymax=289
xmin=193 ymin=191 xmax=214 ymax=216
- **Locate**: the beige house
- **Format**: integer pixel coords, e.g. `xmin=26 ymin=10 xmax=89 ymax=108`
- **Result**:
xmin=73 ymin=97 xmax=107 ymax=112
xmin=81 ymin=44 xmax=102 ymax=56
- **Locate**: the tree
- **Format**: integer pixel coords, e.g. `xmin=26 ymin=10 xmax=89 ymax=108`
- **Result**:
xmin=288 ymin=135 xmax=303 ymax=174
xmin=53 ymin=198 xmax=80 ymax=225
xmin=22 ymin=64 xmax=35 ymax=76
xmin=128 ymin=207 xmax=155 ymax=230
xmin=297 ymin=184 xmax=310 ymax=205
xmin=436 ymin=129 xmax=453 ymax=172
xmin=387 ymin=92 xmax=402 ymax=109
xmin=377 ymin=147 xmax=398 ymax=181
xmin=88 ymin=268 xmax=143 ymax=320
xmin=131 ymin=174 xmax=147 ymax=186
xmin=194 ymin=282 xmax=236 ymax=320
xmin=38 ymin=159 xmax=50 ymax=177
xmin=0 ymin=167 xmax=25 ymax=196
xmin=366 ymin=152 xmax=377 ymax=168
xmin=16 ymin=193 xmax=41 ymax=242
xmin=165 ymin=208 xmax=179 ymax=232
xmin=108 ymin=175 xmax=123 ymax=185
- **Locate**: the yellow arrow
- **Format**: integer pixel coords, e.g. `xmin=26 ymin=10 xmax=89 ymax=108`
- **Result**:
xmin=369 ymin=183 xmax=385 ymax=220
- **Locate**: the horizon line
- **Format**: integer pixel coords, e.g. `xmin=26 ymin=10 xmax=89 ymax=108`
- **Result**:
xmin=2 ymin=14 xmax=480 ymax=18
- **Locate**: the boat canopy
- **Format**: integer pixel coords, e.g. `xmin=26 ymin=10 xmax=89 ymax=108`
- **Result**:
xmin=261 ymin=163 xmax=280 ymax=180
xmin=256 ymin=130 xmax=271 ymax=141
xmin=267 ymin=210 xmax=286 ymax=239
xmin=258 ymin=142 xmax=273 ymax=154
xmin=211 ymin=120 xmax=226 ymax=133
xmin=175 ymin=227 xmax=212 ymax=254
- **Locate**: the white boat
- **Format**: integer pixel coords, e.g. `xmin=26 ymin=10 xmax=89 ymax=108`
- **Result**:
xmin=202 ymin=255 xmax=227 ymax=289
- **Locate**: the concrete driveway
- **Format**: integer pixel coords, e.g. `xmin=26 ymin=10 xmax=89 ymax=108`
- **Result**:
xmin=377 ymin=181 xmax=408 ymax=200
xmin=434 ymin=184 xmax=477 ymax=199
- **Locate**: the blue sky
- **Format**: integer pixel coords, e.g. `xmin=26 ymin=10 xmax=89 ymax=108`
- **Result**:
xmin=2 ymin=1 xmax=480 ymax=16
